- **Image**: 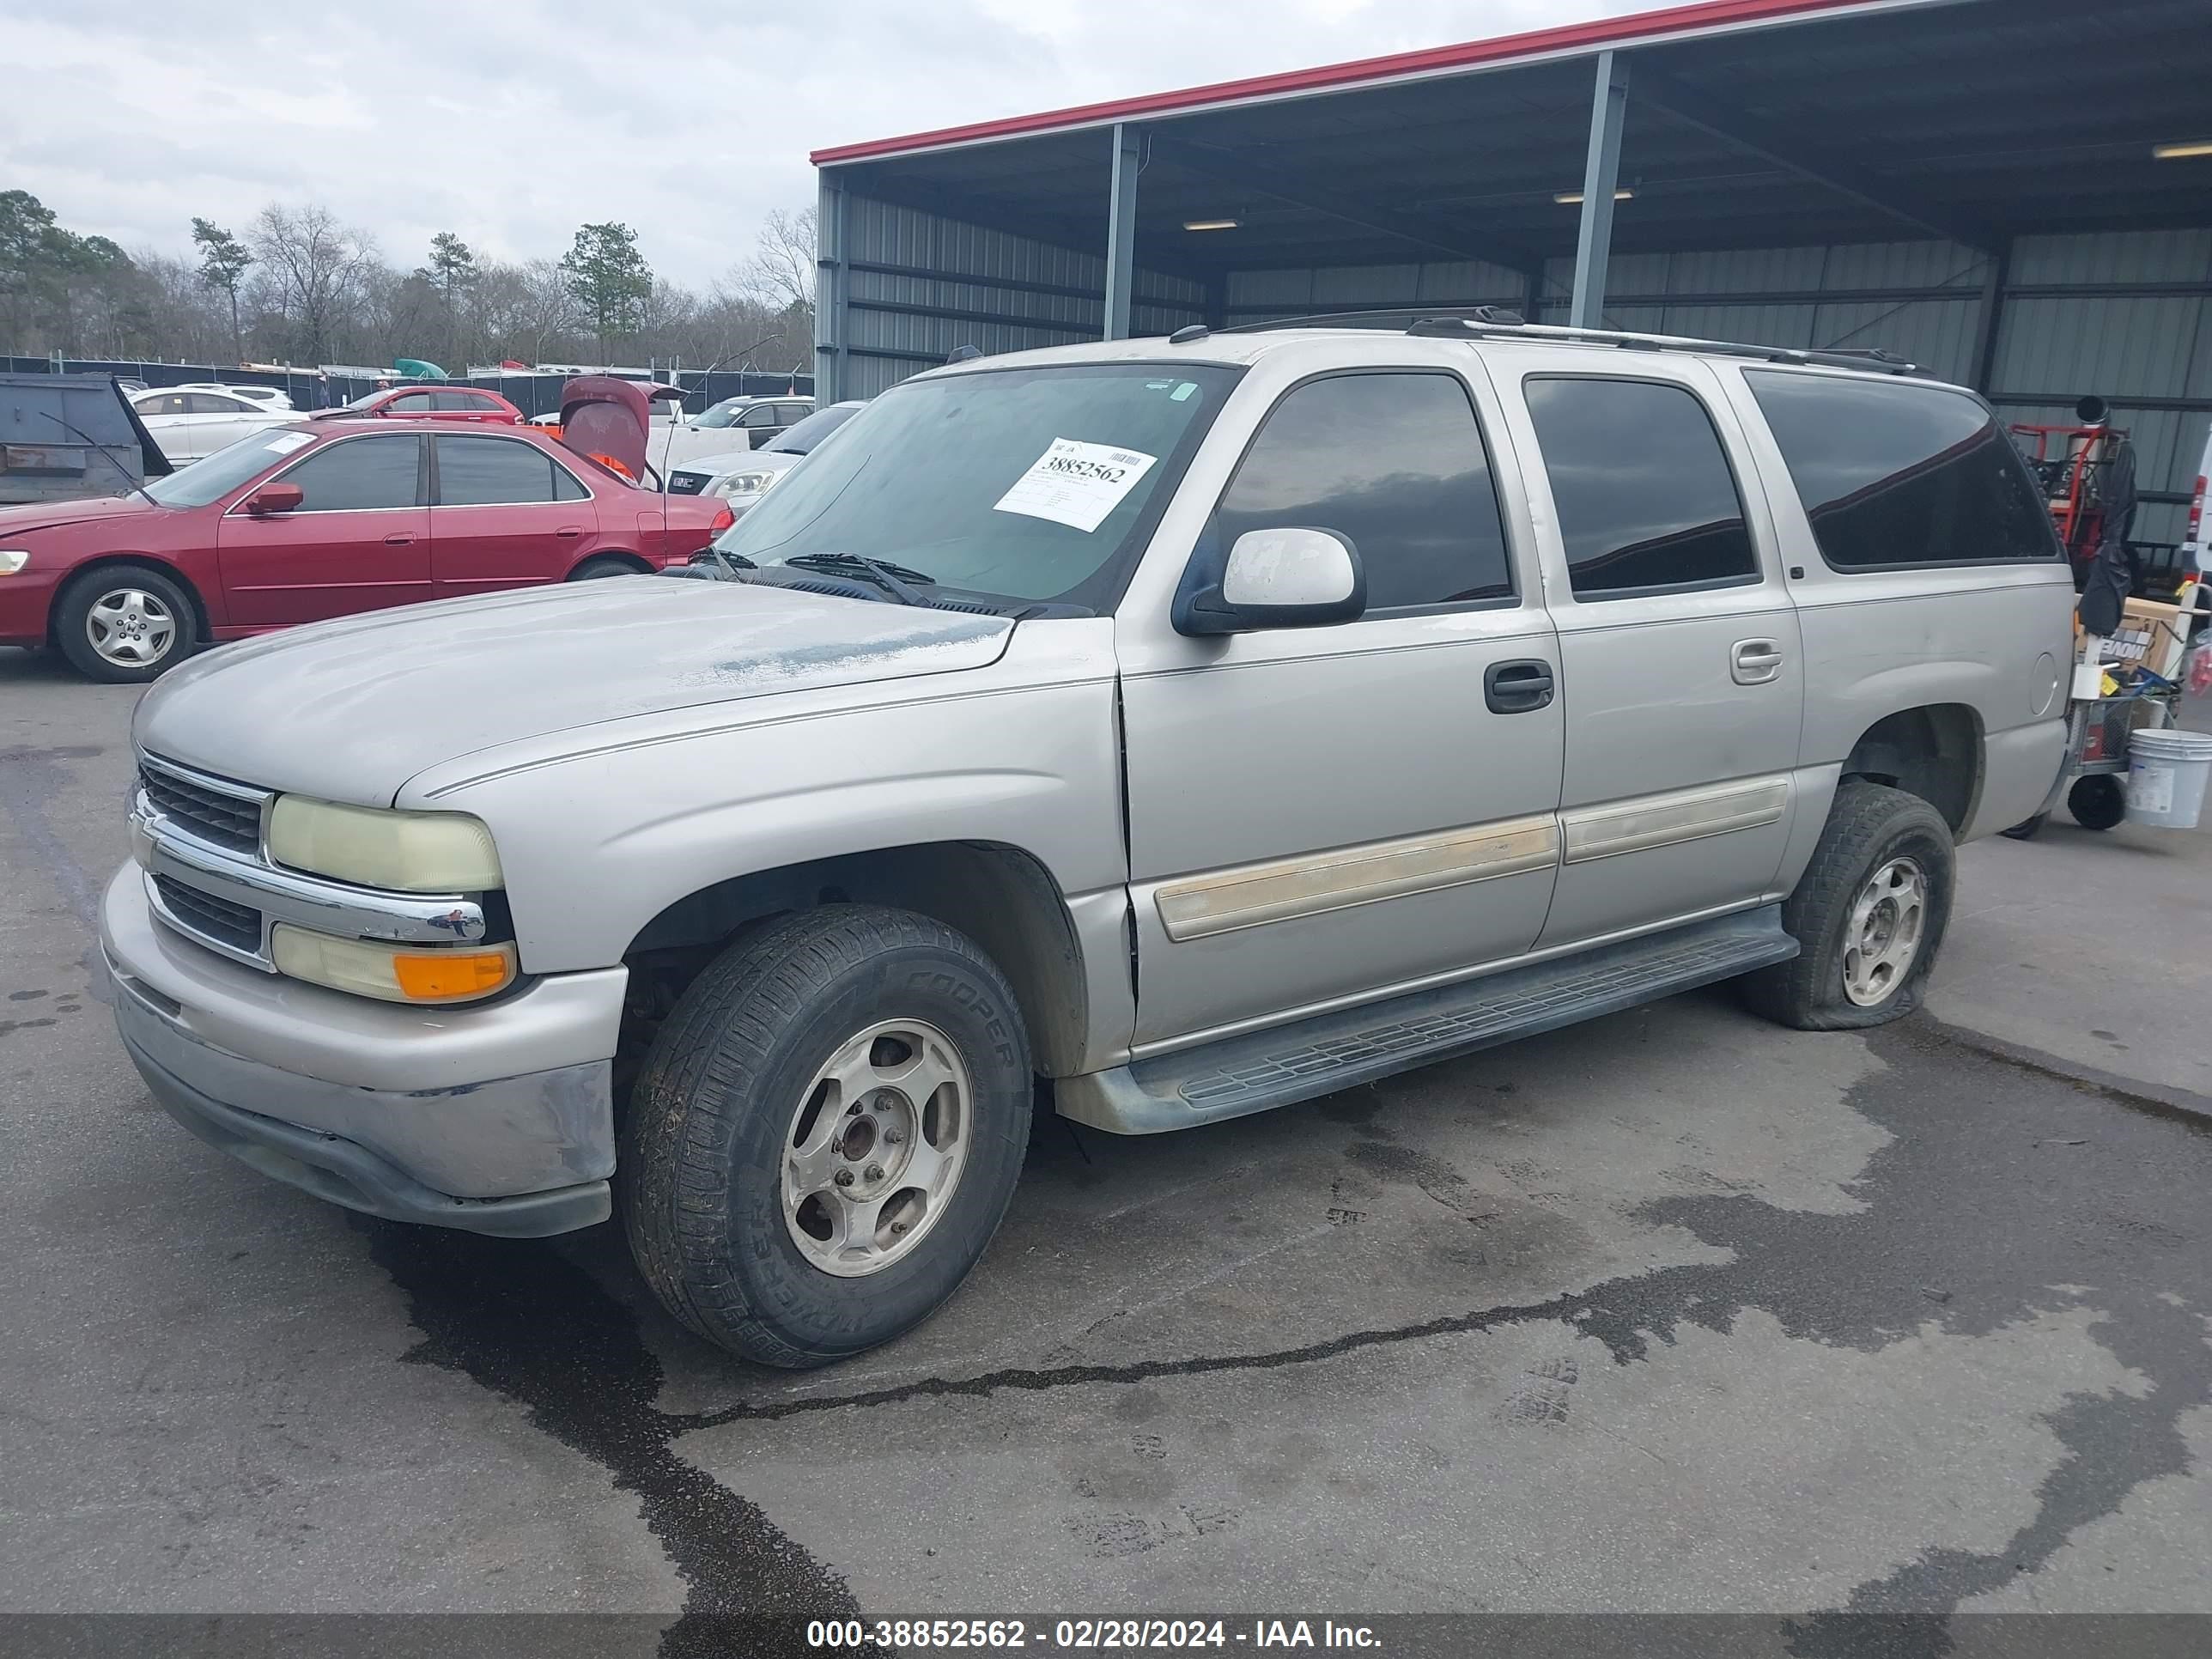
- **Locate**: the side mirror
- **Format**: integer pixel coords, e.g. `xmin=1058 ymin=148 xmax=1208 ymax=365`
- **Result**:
xmin=245 ymin=482 xmax=303 ymax=516
xmin=1172 ymin=526 xmax=1366 ymax=637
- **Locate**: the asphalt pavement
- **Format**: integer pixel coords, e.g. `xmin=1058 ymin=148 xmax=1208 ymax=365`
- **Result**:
xmin=3 ymin=641 xmax=2208 ymax=1652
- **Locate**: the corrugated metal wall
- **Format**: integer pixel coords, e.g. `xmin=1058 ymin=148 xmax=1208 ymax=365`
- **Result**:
xmin=825 ymin=189 xmax=2211 ymax=544
xmin=830 ymin=195 xmax=1203 ymax=399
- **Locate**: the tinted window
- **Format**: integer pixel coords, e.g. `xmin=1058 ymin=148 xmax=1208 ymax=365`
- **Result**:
xmin=144 ymin=393 xmax=192 ymax=416
xmin=390 ymin=392 xmax=434 ymax=411
xmin=1746 ymin=373 xmax=2060 ymax=568
xmin=1526 ymin=378 xmax=1757 ymax=597
xmin=435 ymin=436 xmax=560 ymax=504
xmin=740 ymin=405 xmax=778 ymax=428
xmin=764 ymin=404 xmax=859 ymax=455
xmin=278 ymin=437 xmax=422 ymax=511
xmin=1213 ymin=372 xmax=1514 ymax=611
xmin=185 ymin=393 xmax=246 ymax=415
xmin=552 ymin=461 xmax=590 ymax=501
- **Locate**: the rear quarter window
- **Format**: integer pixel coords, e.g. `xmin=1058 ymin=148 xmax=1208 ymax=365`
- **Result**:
xmin=1746 ymin=373 xmax=2061 ymax=570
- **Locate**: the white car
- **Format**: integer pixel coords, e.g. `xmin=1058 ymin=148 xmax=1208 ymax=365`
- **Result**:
xmin=172 ymin=381 xmax=294 ymax=411
xmin=130 ymin=388 xmax=297 ymax=462
xmin=648 ymin=393 xmax=814 ymax=473
xmin=665 ymin=400 xmax=866 ymax=513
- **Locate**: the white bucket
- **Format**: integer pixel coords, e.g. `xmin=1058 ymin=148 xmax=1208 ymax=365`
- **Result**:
xmin=2124 ymin=726 xmax=2212 ymax=830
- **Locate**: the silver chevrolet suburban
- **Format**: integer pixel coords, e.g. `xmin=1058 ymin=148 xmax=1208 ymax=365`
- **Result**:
xmin=102 ymin=318 xmax=2074 ymax=1367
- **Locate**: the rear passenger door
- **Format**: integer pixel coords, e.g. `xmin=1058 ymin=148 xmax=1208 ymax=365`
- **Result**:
xmin=428 ymin=433 xmax=599 ymax=595
xmin=1491 ymin=356 xmax=1804 ymax=948
xmin=1119 ymin=362 xmax=1563 ymax=1046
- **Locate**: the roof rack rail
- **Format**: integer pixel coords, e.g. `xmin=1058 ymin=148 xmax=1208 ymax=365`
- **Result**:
xmin=1213 ymin=307 xmax=1923 ymax=377
xmin=1214 ymin=304 xmax=1525 ymax=336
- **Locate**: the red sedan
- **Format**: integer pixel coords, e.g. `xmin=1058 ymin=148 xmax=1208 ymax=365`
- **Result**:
xmin=314 ymin=385 xmax=525 ymax=423
xmin=0 ymin=409 xmax=732 ymax=682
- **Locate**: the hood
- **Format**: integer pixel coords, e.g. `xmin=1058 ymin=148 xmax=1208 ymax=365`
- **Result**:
xmin=674 ymin=447 xmax=804 ymax=483
xmin=135 ymin=578 xmax=1014 ymax=805
xmin=0 ymin=493 xmax=162 ymax=537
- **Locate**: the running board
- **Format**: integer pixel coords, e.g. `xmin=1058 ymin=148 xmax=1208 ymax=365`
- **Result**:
xmin=1056 ymin=908 xmax=1797 ymax=1134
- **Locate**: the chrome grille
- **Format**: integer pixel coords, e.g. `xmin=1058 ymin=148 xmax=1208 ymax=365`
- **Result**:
xmin=152 ymin=874 xmax=263 ymax=956
xmin=138 ymin=760 xmax=262 ymax=854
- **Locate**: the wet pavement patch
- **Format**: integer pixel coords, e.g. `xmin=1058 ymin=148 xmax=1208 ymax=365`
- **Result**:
xmin=356 ymin=1012 xmax=2210 ymax=1638
xmin=359 ymin=1219 xmax=866 ymax=1656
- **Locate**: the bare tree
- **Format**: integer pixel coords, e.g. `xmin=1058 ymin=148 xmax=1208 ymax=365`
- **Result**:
xmin=251 ymin=204 xmax=377 ymax=365
xmin=732 ymin=206 xmax=817 ymax=325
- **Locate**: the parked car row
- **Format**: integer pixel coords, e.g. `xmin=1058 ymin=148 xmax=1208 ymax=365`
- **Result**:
xmin=0 ymin=381 xmax=734 ymax=682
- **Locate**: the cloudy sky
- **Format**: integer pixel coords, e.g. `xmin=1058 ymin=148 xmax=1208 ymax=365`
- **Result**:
xmin=0 ymin=0 xmax=1641 ymax=288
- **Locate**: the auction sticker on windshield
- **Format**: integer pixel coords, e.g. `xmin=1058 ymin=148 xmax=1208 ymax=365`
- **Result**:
xmin=994 ymin=437 xmax=1158 ymax=533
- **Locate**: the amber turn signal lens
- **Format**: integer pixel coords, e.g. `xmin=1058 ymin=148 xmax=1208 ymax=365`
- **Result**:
xmin=392 ymin=948 xmax=515 ymax=1001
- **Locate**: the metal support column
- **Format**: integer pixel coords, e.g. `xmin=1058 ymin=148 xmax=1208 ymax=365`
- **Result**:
xmin=1203 ymin=270 xmax=1228 ymax=332
xmin=1568 ymin=52 xmax=1629 ymax=331
xmin=814 ymin=172 xmax=849 ymax=402
xmin=1104 ymin=124 xmax=1140 ymax=341
xmin=1970 ymin=239 xmax=2012 ymax=392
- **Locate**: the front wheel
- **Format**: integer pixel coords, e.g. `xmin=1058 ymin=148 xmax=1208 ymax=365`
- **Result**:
xmin=1741 ymin=780 xmax=1955 ymax=1031
xmin=620 ymin=905 xmax=1033 ymax=1368
xmin=53 ymin=565 xmax=197 ymax=683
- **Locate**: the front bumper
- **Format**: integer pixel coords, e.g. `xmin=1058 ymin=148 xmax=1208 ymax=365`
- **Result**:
xmin=101 ymin=866 xmax=626 ymax=1237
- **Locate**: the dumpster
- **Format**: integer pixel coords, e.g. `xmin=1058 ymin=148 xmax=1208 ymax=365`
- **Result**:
xmin=0 ymin=374 xmax=172 ymax=506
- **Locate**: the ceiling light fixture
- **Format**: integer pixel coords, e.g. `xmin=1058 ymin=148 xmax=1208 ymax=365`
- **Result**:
xmin=1554 ymin=188 xmax=1634 ymax=204
xmin=2153 ymin=140 xmax=2212 ymax=160
xmin=1182 ymin=218 xmax=1240 ymax=231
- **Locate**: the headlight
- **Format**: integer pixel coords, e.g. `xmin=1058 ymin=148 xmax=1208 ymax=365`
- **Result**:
xmin=711 ymin=470 xmax=780 ymax=498
xmin=271 ymin=924 xmax=517 ymax=1004
xmin=268 ymin=796 xmax=501 ymax=891
xmin=0 ymin=550 xmax=28 ymax=576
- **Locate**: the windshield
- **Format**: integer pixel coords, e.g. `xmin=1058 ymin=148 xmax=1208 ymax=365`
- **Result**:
xmin=762 ymin=403 xmax=859 ymax=455
xmin=142 ymin=428 xmax=310 ymax=507
xmin=712 ymin=364 xmax=1237 ymax=609
xmin=692 ymin=400 xmax=744 ymax=428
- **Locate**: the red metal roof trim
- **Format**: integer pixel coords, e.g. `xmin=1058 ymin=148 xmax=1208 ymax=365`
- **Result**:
xmin=811 ymin=0 xmax=1893 ymax=166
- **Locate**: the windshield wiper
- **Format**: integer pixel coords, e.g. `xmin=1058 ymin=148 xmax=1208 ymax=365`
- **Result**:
xmin=783 ymin=551 xmax=936 ymax=606
xmin=708 ymin=543 xmax=756 ymax=580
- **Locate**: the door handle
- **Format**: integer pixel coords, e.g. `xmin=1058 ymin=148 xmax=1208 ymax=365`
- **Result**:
xmin=382 ymin=532 xmax=416 ymax=546
xmin=1731 ymin=638 xmax=1785 ymax=685
xmin=556 ymin=526 xmax=583 ymax=538
xmin=1485 ymin=658 xmax=1555 ymax=714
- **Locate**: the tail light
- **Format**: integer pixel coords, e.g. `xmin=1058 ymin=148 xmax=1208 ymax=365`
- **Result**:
xmin=708 ymin=504 xmax=734 ymax=532
xmin=2187 ymin=473 xmax=2205 ymax=564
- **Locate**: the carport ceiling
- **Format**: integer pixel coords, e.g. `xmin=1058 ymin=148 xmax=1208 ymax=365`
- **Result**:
xmin=823 ymin=0 xmax=2212 ymax=274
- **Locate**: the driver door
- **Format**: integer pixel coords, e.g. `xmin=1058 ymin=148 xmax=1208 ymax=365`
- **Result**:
xmin=1116 ymin=362 xmax=1564 ymax=1048
xmin=217 ymin=433 xmax=433 ymax=627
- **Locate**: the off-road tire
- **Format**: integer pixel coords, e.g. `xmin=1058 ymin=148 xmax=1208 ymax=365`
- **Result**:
xmin=1740 ymin=780 xmax=1955 ymax=1031
xmin=53 ymin=564 xmax=197 ymax=683
xmin=620 ymin=905 xmax=1032 ymax=1368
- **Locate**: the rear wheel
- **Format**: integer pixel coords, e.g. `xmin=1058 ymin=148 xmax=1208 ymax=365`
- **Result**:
xmin=53 ymin=565 xmax=196 ymax=683
xmin=620 ymin=905 xmax=1032 ymax=1368
xmin=568 ymin=555 xmax=647 ymax=580
xmin=1741 ymin=780 xmax=1954 ymax=1031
